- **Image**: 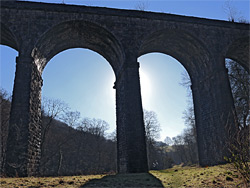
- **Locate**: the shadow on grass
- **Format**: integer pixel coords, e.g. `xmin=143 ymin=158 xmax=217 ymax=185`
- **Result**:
xmin=81 ymin=173 xmax=164 ymax=187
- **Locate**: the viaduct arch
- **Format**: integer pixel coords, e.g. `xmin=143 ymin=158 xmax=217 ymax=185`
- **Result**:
xmin=1 ymin=1 xmax=249 ymax=177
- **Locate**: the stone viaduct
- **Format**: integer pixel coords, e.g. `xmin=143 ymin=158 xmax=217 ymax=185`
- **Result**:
xmin=1 ymin=0 xmax=249 ymax=177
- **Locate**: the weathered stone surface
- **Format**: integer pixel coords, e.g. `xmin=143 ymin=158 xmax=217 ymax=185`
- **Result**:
xmin=4 ymin=56 xmax=42 ymax=177
xmin=0 ymin=1 xmax=249 ymax=177
xmin=116 ymin=61 xmax=148 ymax=173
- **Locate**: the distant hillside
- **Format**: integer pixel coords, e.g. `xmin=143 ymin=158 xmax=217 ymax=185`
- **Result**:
xmin=40 ymin=116 xmax=116 ymax=176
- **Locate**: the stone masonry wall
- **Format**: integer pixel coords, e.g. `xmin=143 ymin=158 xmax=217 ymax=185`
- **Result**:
xmin=4 ymin=56 xmax=42 ymax=177
xmin=116 ymin=61 xmax=148 ymax=173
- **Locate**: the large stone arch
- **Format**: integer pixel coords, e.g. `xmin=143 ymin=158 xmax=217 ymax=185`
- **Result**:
xmin=33 ymin=20 xmax=126 ymax=172
xmin=4 ymin=20 xmax=125 ymax=177
xmin=0 ymin=22 xmax=18 ymax=50
xmin=225 ymin=35 xmax=250 ymax=73
xmin=138 ymin=28 xmax=236 ymax=166
xmin=34 ymin=20 xmax=125 ymax=174
xmin=32 ymin=20 xmax=124 ymax=74
xmin=138 ymin=28 xmax=212 ymax=81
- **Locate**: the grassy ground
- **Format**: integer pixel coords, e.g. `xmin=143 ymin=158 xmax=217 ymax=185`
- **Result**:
xmin=0 ymin=163 xmax=248 ymax=187
xmin=0 ymin=174 xmax=105 ymax=188
xmin=151 ymin=164 xmax=247 ymax=187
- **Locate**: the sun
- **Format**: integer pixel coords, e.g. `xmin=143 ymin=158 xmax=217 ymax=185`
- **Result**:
xmin=139 ymin=70 xmax=152 ymax=102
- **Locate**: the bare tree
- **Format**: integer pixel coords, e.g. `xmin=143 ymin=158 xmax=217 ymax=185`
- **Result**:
xmin=105 ymin=130 xmax=117 ymax=142
xmin=79 ymin=118 xmax=109 ymax=137
xmin=42 ymin=98 xmax=68 ymax=120
xmin=223 ymin=0 xmax=244 ymax=22
xmin=77 ymin=118 xmax=111 ymax=172
xmin=164 ymin=136 xmax=173 ymax=146
xmin=144 ymin=109 xmax=161 ymax=143
xmin=225 ymin=59 xmax=250 ymax=186
xmin=180 ymin=70 xmax=196 ymax=141
xmin=135 ymin=0 xmax=149 ymax=11
xmin=175 ymin=71 xmax=199 ymax=165
xmin=41 ymin=98 xmax=68 ymax=151
xmin=61 ymin=110 xmax=81 ymax=128
xmin=183 ymin=105 xmax=196 ymax=142
xmin=180 ymin=71 xmax=191 ymax=92
xmin=143 ymin=109 xmax=170 ymax=169
xmin=226 ymin=60 xmax=249 ymax=128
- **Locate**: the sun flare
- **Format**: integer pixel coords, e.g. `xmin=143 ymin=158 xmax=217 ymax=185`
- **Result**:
xmin=140 ymin=70 xmax=152 ymax=102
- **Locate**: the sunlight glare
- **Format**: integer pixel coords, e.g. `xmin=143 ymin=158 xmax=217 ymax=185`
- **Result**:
xmin=140 ymin=70 xmax=152 ymax=103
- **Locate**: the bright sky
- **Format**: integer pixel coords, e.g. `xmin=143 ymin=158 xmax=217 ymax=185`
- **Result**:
xmin=0 ymin=0 xmax=249 ymax=141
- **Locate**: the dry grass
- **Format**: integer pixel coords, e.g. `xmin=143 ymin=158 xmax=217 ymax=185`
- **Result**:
xmin=151 ymin=163 xmax=247 ymax=187
xmin=0 ymin=163 xmax=248 ymax=187
xmin=0 ymin=174 xmax=105 ymax=188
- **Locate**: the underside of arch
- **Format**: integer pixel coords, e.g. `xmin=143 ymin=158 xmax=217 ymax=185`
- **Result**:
xmin=138 ymin=29 xmax=211 ymax=80
xmin=226 ymin=36 xmax=250 ymax=73
xmin=0 ymin=22 xmax=18 ymax=50
xmin=33 ymin=20 xmax=124 ymax=73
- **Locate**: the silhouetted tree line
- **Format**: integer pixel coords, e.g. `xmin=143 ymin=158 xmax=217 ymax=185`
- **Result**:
xmin=166 ymin=59 xmax=249 ymax=168
xmin=161 ymin=70 xmax=199 ymax=166
xmin=0 ymin=89 xmax=11 ymax=175
xmin=40 ymin=107 xmax=174 ymax=175
xmin=38 ymin=97 xmax=117 ymax=176
xmin=226 ymin=60 xmax=249 ymax=129
xmin=0 ymin=91 xmax=173 ymax=176
xmin=225 ymin=59 xmax=249 ymax=184
xmin=162 ymin=122 xmax=198 ymax=166
xmin=0 ymin=93 xmax=117 ymax=176
xmin=39 ymin=117 xmax=117 ymax=176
